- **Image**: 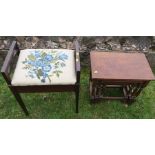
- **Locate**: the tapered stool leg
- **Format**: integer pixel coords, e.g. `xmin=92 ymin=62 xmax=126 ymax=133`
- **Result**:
xmin=75 ymin=85 xmax=80 ymax=113
xmin=11 ymin=90 xmax=29 ymax=116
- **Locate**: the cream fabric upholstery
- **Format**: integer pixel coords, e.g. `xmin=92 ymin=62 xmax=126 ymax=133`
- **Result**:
xmin=11 ymin=49 xmax=76 ymax=86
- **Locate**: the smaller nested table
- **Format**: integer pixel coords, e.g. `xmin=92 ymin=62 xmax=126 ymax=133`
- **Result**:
xmin=90 ymin=51 xmax=155 ymax=104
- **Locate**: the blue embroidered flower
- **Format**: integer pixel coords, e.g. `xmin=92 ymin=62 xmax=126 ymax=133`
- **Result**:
xmin=44 ymin=55 xmax=53 ymax=61
xmin=35 ymin=60 xmax=44 ymax=67
xmin=43 ymin=72 xmax=48 ymax=78
xmin=28 ymin=61 xmax=35 ymax=66
xmin=22 ymin=50 xmax=69 ymax=83
xmin=58 ymin=53 xmax=68 ymax=61
xmin=28 ymin=71 xmax=36 ymax=78
xmin=42 ymin=65 xmax=52 ymax=72
xmin=34 ymin=51 xmax=41 ymax=58
xmin=41 ymin=79 xmax=45 ymax=83
xmin=41 ymin=72 xmax=48 ymax=83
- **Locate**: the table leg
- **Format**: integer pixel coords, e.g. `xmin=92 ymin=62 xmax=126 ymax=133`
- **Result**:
xmin=123 ymin=81 xmax=149 ymax=105
xmin=90 ymin=80 xmax=149 ymax=105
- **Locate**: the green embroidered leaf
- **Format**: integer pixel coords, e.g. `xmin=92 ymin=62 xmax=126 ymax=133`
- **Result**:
xmin=23 ymin=67 xmax=28 ymax=69
xmin=57 ymin=70 xmax=63 ymax=73
xmin=38 ymin=69 xmax=43 ymax=76
xmin=41 ymin=52 xmax=47 ymax=58
xmin=52 ymin=71 xmax=57 ymax=74
xmin=22 ymin=60 xmax=27 ymax=64
xmin=53 ymin=70 xmax=63 ymax=77
xmin=55 ymin=62 xmax=59 ymax=65
xmin=51 ymin=60 xmax=56 ymax=64
xmin=28 ymin=54 xmax=35 ymax=61
xmin=47 ymin=75 xmax=51 ymax=83
xmin=60 ymin=62 xmax=65 ymax=67
xmin=56 ymin=72 xmax=60 ymax=77
xmin=55 ymin=65 xmax=59 ymax=69
xmin=36 ymin=73 xmax=40 ymax=79
xmin=51 ymin=50 xmax=57 ymax=54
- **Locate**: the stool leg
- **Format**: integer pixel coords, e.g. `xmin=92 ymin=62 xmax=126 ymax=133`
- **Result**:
xmin=75 ymin=85 xmax=80 ymax=113
xmin=11 ymin=90 xmax=29 ymax=116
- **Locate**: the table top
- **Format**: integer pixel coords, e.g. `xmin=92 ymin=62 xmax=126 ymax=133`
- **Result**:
xmin=90 ymin=51 xmax=155 ymax=81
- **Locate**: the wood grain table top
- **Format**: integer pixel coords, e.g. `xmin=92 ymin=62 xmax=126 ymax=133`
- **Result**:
xmin=90 ymin=51 xmax=155 ymax=81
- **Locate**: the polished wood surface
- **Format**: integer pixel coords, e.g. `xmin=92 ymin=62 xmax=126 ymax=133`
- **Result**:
xmin=90 ymin=51 xmax=155 ymax=81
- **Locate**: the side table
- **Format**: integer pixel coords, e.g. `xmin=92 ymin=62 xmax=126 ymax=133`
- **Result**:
xmin=90 ymin=51 xmax=155 ymax=105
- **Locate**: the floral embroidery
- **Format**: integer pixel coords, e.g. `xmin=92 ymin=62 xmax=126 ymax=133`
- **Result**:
xmin=22 ymin=50 xmax=68 ymax=83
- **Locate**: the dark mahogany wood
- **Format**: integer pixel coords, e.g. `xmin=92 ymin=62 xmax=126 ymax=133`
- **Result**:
xmin=1 ymin=41 xmax=19 ymax=85
xmin=74 ymin=40 xmax=80 ymax=113
xmin=1 ymin=40 xmax=81 ymax=115
xmin=10 ymin=85 xmax=76 ymax=93
xmin=90 ymin=51 xmax=155 ymax=104
xmin=90 ymin=51 xmax=155 ymax=81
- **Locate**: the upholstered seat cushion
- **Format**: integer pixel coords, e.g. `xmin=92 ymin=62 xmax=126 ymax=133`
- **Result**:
xmin=11 ymin=49 xmax=76 ymax=86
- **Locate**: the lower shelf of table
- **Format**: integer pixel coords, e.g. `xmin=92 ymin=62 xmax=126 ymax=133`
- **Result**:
xmin=89 ymin=80 xmax=149 ymax=104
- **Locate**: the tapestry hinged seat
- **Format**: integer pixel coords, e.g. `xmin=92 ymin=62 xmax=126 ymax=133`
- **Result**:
xmin=12 ymin=49 xmax=76 ymax=86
